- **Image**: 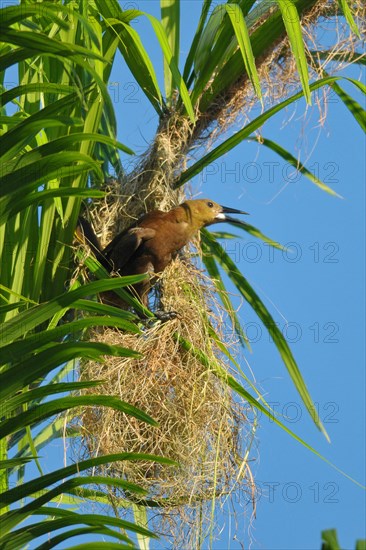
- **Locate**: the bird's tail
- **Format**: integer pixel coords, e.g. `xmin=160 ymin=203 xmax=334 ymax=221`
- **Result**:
xmin=75 ymin=216 xmax=110 ymax=271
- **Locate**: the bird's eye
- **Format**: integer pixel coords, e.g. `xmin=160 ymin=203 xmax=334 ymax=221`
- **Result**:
xmin=207 ymin=201 xmax=214 ymax=208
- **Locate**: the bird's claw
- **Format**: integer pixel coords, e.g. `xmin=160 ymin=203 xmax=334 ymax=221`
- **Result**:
xmin=154 ymin=310 xmax=178 ymax=322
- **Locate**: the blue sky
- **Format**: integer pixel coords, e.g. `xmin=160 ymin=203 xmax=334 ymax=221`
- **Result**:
xmin=108 ymin=3 xmax=365 ymax=548
xmin=11 ymin=3 xmax=363 ymax=548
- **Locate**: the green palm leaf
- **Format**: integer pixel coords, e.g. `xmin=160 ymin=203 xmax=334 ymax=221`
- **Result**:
xmin=0 ymin=395 xmax=156 ymax=439
xmin=337 ymin=0 xmax=361 ymax=38
xmin=1 ymin=453 xmax=175 ymax=512
xmin=174 ymin=75 xmax=362 ymax=188
xmin=0 ymin=275 xmax=147 ymax=344
xmin=275 ymin=0 xmax=311 ymax=103
xmin=34 ymin=527 xmax=132 ymax=550
xmin=161 ymin=0 xmax=180 ymax=102
xmin=202 ymin=229 xmax=329 ymax=440
xmin=225 ymin=3 xmax=261 ymax=98
xmin=247 ymin=136 xmax=341 ymax=196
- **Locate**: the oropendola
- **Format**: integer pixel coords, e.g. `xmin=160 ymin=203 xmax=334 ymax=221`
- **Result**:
xmin=77 ymin=199 xmax=248 ymax=318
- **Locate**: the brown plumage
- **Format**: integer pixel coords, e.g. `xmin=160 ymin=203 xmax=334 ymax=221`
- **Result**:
xmin=77 ymin=199 xmax=247 ymax=315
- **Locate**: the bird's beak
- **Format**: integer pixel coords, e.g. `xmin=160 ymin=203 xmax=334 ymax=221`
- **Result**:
xmin=214 ymin=205 xmax=249 ymax=225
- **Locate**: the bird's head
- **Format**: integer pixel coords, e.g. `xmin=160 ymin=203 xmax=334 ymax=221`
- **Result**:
xmin=182 ymin=199 xmax=248 ymax=230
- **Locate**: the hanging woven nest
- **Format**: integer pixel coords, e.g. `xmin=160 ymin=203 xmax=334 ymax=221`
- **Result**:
xmin=79 ymin=257 xmax=254 ymax=505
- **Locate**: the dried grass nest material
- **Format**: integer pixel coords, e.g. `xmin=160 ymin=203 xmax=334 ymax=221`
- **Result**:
xmin=79 ymin=258 xmax=254 ymax=503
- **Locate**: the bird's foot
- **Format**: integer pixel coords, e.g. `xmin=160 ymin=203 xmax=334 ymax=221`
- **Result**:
xmin=154 ymin=309 xmax=178 ymax=322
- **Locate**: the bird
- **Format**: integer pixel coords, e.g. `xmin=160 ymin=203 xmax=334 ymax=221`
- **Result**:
xmin=76 ymin=199 xmax=248 ymax=318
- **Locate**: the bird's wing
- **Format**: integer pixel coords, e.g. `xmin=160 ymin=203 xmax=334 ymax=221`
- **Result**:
xmin=103 ymin=226 xmax=156 ymax=273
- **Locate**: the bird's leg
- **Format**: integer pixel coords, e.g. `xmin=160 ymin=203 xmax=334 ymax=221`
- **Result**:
xmin=151 ymin=279 xmax=178 ymax=322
